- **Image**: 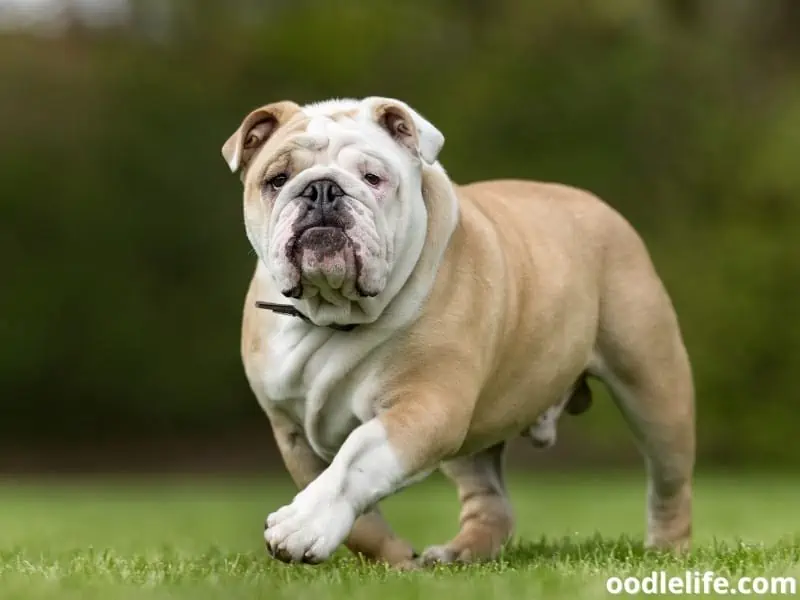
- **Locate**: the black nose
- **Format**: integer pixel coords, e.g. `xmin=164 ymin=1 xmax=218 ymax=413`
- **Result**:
xmin=301 ymin=179 xmax=344 ymax=208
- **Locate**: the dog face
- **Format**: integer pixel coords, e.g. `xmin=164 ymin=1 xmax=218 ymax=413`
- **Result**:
xmin=222 ymin=98 xmax=444 ymax=313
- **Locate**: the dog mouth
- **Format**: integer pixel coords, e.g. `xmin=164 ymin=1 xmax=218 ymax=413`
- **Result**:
xmin=295 ymin=226 xmax=349 ymax=257
xmin=281 ymin=226 xmax=375 ymax=299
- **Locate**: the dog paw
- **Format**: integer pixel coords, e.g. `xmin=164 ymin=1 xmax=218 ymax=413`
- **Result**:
xmin=419 ymin=544 xmax=474 ymax=565
xmin=264 ymin=486 xmax=356 ymax=564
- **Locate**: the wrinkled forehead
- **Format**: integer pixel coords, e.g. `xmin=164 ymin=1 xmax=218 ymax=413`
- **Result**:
xmin=252 ymin=108 xmax=399 ymax=176
xmin=296 ymin=109 xmax=398 ymax=159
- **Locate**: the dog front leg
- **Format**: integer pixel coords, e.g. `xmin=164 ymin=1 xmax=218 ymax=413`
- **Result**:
xmin=266 ymin=408 xmax=416 ymax=566
xmin=264 ymin=396 xmax=470 ymax=564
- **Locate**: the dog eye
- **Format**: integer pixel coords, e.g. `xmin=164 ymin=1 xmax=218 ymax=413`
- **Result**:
xmin=267 ymin=173 xmax=288 ymax=190
xmin=364 ymin=173 xmax=381 ymax=186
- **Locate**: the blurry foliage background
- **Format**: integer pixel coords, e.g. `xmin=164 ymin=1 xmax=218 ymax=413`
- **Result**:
xmin=1 ymin=0 xmax=798 ymax=467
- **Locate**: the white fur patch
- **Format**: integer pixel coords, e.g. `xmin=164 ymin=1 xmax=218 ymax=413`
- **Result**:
xmin=302 ymin=98 xmax=360 ymax=117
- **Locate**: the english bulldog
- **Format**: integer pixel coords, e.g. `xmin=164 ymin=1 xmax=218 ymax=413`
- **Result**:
xmin=221 ymin=97 xmax=695 ymax=567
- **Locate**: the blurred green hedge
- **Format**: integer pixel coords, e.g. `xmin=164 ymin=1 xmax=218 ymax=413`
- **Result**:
xmin=1 ymin=0 xmax=798 ymax=465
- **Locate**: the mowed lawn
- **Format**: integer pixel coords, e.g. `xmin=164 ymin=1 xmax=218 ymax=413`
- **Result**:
xmin=0 ymin=472 xmax=797 ymax=599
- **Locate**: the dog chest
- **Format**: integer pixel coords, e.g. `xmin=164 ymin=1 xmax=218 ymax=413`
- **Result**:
xmin=256 ymin=322 xmax=390 ymax=460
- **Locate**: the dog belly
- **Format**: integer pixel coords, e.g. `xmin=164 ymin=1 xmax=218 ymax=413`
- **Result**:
xmin=460 ymin=385 xmax=578 ymax=455
xmin=461 ymin=331 xmax=597 ymax=455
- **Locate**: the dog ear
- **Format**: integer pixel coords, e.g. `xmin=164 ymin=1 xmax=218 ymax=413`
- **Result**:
xmin=221 ymin=101 xmax=301 ymax=174
xmin=361 ymin=97 xmax=444 ymax=164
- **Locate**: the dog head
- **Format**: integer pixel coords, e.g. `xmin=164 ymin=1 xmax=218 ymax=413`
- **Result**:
xmin=222 ymin=97 xmax=445 ymax=325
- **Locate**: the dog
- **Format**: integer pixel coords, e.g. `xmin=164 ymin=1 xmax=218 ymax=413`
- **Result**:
xmin=221 ymin=97 xmax=695 ymax=567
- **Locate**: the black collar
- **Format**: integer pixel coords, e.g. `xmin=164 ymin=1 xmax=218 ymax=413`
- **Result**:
xmin=255 ymin=301 xmax=358 ymax=332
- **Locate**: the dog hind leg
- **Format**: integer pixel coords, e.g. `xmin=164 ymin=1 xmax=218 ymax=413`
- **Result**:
xmin=419 ymin=442 xmax=513 ymax=564
xmin=592 ymin=231 xmax=695 ymax=551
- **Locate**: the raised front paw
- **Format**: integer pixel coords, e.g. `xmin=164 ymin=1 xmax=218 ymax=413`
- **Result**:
xmin=264 ymin=485 xmax=356 ymax=564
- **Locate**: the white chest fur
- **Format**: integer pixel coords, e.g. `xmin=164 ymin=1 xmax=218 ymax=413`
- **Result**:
xmin=254 ymin=315 xmax=396 ymax=461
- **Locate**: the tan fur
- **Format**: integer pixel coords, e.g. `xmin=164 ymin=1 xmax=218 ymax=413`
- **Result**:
xmin=367 ymin=176 xmax=694 ymax=562
xmin=236 ymin=103 xmax=694 ymax=567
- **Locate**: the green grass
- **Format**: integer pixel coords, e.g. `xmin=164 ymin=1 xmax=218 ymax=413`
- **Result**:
xmin=0 ymin=472 xmax=797 ymax=599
